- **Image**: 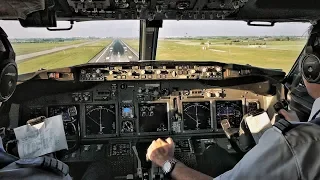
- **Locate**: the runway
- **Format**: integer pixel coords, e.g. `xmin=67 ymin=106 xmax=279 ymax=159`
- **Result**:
xmin=89 ymin=39 xmax=139 ymax=63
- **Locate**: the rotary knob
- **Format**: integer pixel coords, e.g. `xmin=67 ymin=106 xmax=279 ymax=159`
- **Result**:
xmin=202 ymin=68 xmax=208 ymax=73
xmin=74 ymin=96 xmax=80 ymax=102
xmin=84 ymin=96 xmax=89 ymax=101
xmin=216 ymin=66 xmax=222 ymax=72
xmin=206 ymin=92 xmax=212 ymax=98
xmin=215 ymin=92 xmax=221 ymax=98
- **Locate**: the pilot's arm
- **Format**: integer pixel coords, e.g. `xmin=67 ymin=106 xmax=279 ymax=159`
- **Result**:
xmin=147 ymin=129 xmax=298 ymax=180
xmin=147 ymin=138 xmax=212 ymax=180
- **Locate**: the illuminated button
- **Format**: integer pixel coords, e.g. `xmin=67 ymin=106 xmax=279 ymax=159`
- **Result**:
xmin=117 ymin=76 xmax=121 ymax=79
xmin=141 ymin=70 xmax=146 ymax=75
xmin=190 ymin=69 xmax=196 ymax=74
xmin=148 ymin=75 xmax=152 ymax=79
xmin=96 ymin=69 xmax=101 ymax=74
xmin=141 ymin=75 xmax=146 ymax=79
xmin=121 ymin=75 xmax=126 ymax=79
xmin=216 ymin=66 xmax=222 ymax=72
xmin=171 ymin=71 xmax=177 ymax=77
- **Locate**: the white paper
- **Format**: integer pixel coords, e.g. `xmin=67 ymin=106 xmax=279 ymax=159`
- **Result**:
xmin=245 ymin=112 xmax=272 ymax=143
xmin=14 ymin=115 xmax=68 ymax=159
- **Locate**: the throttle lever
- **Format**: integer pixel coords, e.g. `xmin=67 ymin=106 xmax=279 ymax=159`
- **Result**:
xmin=132 ymin=146 xmax=143 ymax=179
xmin=221 ymin=119 xmax=238 ymax=139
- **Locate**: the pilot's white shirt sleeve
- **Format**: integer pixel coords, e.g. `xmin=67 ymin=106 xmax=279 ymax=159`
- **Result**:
xmin=308 ymin=97 xmax=320 ymax=121
xmin=214 ymin=97 xmax=320 ymax=180
xmin=214 ymin=127 xmax=299 ymax=180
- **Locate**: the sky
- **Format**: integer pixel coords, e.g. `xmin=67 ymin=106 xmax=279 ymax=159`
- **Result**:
xmin=0 ymin=20 xmax=311 ymax=38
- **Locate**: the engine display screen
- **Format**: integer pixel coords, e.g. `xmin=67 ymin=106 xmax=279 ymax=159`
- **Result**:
xmin=138 ymin=103 xmax=168 ymax=133
xmin=216 ymin=100 xmax=243 ymax=128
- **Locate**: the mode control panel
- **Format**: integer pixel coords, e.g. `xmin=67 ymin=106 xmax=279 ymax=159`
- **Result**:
xmin=79 ymin=64 xmax=224 ymax=82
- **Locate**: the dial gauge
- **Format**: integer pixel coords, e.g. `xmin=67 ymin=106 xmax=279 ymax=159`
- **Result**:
xmin=121 ymin=120 xmax=135 ymax=133
xmin=85 ymin=104 xmax=116 ymax=135
xmin=182 ymin=102 xmax=212 ymax=130
xmin=216 ymin=100 xmax=243 ymax=128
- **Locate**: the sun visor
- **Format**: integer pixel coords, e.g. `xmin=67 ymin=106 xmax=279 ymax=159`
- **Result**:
xmin=0 ymin=0 xmax=45 ymax=20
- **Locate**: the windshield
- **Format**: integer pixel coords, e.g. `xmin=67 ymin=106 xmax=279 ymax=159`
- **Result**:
xmin=0 ymin=20 xmax=309 ymax=74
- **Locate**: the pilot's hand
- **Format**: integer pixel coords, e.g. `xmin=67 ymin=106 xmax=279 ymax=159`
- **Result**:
xmin=278 ymin=109 xmax=300 ymax=122
xmin=146 ymin=138 xmax=175 ymax=167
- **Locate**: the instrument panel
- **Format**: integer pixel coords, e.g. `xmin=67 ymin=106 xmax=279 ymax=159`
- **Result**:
xmin=19 ymin=80 xmax=264 ymax=139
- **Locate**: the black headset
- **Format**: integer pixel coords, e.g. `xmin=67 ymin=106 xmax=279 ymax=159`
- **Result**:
xmin=0 ymin=27 xmax=18 ymax=102
xmin=301 ymin=26 xmax=320 ymax=84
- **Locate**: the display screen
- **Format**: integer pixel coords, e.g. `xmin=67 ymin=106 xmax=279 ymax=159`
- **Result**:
xmin=122 ymin=106 xmax=134 ymax=118
xmin=182 ymin=101 xmax=212 ymax=130
xmin=138 ymin=103 xmax=168 ymax=133
xmin=216 ymin=100 xmax=243 ymax=128
xmin=48 ymin=105 xmax=79 ymax=136
xmin=85 ymin=104 xmax=116 ymax=135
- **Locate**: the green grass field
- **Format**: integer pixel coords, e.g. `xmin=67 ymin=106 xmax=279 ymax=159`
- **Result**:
xmin=12 ymin=40 xmax=89 ymax=56
xmin=125 ymin=38 xmax=306 ymax=73
xmin=123 ymin=39 xmax=139 ymax=52
xmin=16 ymin=38 xmax=307 ymax=75
xmin=17 ymin=40 xmax=112 ymax=74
